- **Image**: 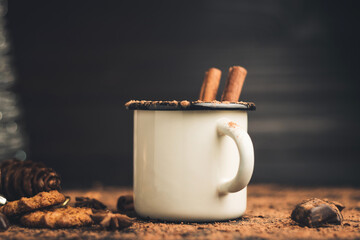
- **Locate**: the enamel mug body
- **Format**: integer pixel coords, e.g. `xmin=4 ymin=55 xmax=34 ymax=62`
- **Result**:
xmin=133 ymin=110 xmax=254 ymax=221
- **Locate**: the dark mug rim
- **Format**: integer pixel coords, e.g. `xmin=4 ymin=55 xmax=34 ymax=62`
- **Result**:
xmin=125 ymin=100 xmax=256 ymax=111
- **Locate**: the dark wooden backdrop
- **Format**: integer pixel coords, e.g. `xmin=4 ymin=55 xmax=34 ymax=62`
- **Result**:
xmin=5 ymin=0 xmax=360 ymax=187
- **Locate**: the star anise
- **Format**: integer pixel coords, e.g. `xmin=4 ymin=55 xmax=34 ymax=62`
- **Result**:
xmin=91 ymin=210 xmax=133 ymax=230
xmin=75 ymin=197 xmax=107 ymax=210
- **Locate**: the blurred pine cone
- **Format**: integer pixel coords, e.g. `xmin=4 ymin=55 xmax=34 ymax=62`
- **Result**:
xmin=0 ymin=159 xmax=61 ymax=201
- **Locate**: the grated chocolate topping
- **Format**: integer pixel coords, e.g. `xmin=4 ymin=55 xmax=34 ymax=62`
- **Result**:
xmin=125 ymin=100 xmax=255 ymax=111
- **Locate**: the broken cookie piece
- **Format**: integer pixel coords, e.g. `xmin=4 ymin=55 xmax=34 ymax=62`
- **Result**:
xmin=20 ymin=206 xmax=93 ymax=228
xmin=0 ymin=190 xmax=65 ymax=217
xmin=291 ymin=198 xmax=344 ymax=227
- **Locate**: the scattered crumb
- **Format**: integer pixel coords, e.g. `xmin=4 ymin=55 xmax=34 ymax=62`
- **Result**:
xmin=169 ymin=100 xmax=178 ymax=106
xmin=180 ymin=100 xmax=190 ymax=108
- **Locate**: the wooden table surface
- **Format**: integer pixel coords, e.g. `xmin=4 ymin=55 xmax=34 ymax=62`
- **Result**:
xmin=0 ymin=184 xmax=359 ymax=240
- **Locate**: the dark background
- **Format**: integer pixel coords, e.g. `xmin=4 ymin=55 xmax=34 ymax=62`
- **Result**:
xmin=5 ymin=0 xmax=360 ymax=188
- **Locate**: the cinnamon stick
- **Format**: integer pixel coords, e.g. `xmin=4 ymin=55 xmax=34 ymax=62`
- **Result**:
xmin=221 ymin=66 xmax=247 ymax=102
xmin=199 ymin=68 xmax=222 ymax=101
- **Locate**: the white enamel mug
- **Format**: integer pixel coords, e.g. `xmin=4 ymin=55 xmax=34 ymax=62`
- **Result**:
xmin=131 ymin=104 xmax=255 ymax=222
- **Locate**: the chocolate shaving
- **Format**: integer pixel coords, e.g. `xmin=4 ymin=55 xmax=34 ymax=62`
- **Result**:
xmin=75 ymin=197 xmax=107 ymax=210
xmin=117 ymin=195 xmax=133 ymax=212
xmin=117 ymin=195 xmax=136 ymax=217
xmin=291 ymin=198 xmax=344 ymax=227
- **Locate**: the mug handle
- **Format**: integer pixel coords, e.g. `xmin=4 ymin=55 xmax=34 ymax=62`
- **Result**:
xmin=216 ymin=118 xmax=254 ymax=194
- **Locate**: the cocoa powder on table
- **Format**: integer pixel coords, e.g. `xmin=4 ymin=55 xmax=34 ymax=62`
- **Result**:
xmin=0 ymin=185 xmax=359 ymax=240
